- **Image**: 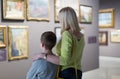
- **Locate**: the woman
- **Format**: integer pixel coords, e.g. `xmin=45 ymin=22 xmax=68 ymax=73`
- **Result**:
xmin=33 ymin=7 xmax=85 ymax=79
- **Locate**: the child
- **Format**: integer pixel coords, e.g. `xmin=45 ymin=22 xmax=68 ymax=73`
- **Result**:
xmin=26 ymin=31 xmax=58 ymax=79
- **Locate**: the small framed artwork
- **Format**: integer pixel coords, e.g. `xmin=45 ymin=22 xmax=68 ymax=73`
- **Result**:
xmin=54 ymin=27 xmax=61 ymax=43
xmin=0 ymin=48 xmax=6 ymax=62
xmin=54 ymin=0 xmax=79 ymax=22
xmin=99 ymin=31 xmax=108 ymax=45
xmin=110 ymin=30 xmax=120 ymax=43
xmin=99 ymin=9 xmax=115 ymax=28
xmin=8 ymin=26 xmax=29 ymax=61
xmin=79 ymin=5 xmax=93 ymax=24
xmin=27 ymin=0 xmax=50 ymax=21
xmin=3 ymin=0 xmax=25 ymax=20
xmin=0 ymin=26 xmax=6 ymax=48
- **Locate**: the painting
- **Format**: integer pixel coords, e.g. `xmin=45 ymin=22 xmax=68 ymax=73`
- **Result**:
xmin=55 ymin=0 xmax=79 ymax=22
xmin=110 ymin=30 xmax=120 ymax=43
xmin=0 ymin=48 xmax=6 ymax=62
xmin=99 ymin=9 xmax=115 ymax=28
xmin=54 ymin=27 xmax=61 ymax=43
xmin=3 ymin=0 xmax=25 ymax=20
xmin=27 ymin=0 xmax=50 ymax=21
xmin=88 ymin=36 xmax=97 ymax=44
xmin=0 ymin=26 xmax=6 ymax=48
xmin=8 ymin=26 xmax=29 ymax=61
xmin=80 ymin=5 xmax=92 ymax=24
xmin=99 ymin=31 xmax=108 ymax=45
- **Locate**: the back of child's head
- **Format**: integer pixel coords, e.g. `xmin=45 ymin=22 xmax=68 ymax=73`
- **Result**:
xmin=41 ymin=31 xmax=56 ymax=50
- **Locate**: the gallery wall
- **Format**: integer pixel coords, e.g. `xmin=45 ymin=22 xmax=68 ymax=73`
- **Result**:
xmin=0 ymin=0 xmax=99 ymax=79
xmin=99 ymin=0 xmax=120 ymax=57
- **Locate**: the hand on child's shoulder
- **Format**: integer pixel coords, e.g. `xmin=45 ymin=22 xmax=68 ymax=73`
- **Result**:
xmin=32 ymin=53 xmax=45 ymax=61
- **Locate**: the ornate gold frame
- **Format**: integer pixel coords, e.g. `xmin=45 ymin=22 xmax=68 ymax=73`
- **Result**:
xmin=8 ymin=26 xmax=29 ymax=60
xmin=99 ymin=9 xmax=115 ymax=28
xmin=0 ymin=25 xmax=6 ymax=48
xmin=3 ymin=0 xmax=25 ymax=20
xmin=26 ymin=0 xmax=50 ymax=21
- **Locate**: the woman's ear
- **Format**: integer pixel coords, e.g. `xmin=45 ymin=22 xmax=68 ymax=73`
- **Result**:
xmin=41 ymin=42 xmax=45 ymax=48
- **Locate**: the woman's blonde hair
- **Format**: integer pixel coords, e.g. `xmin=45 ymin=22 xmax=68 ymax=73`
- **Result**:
xmin=59 ymin=7 xmax=80 ymax=34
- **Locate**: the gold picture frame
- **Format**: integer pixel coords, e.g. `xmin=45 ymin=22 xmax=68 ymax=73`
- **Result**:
xmin=110 ymin=30 xmax=120 ymax=43
xmin=8 ymin=26 xmax=29 ymax=61
xmin=99 ymin=8 xmax=115 ymax=28
xmin=54 ymin=0 xmax=79 ymax=22
xmin=3 ymin=0 xmax=25 ymax=20
xmin=0 ymin=25 xmax=6 ymax=48
xmin=26 ymin=0 xmax=50 ymax=21
xmin=99 ymin=31 xmax=108 ymax=45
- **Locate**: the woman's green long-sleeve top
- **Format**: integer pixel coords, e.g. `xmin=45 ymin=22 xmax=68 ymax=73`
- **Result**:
xmin=56 ymin=31 xmax=85 ymax=71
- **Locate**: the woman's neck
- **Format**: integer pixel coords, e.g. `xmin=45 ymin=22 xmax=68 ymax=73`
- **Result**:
xmin=42 ymin=49 xmax=52 ymax=55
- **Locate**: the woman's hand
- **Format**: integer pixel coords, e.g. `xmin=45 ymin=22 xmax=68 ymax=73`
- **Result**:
xmin=32 ymin=53 xmax=45 ymax=61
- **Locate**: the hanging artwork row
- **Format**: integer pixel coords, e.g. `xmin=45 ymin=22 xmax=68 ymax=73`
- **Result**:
xmin=99 ymin=29 xmax=120 ymax=46
xmin=0 ymin=25 xmax=29 ymax=61
xmin=3 ymin=0 xmax=93 ymax=23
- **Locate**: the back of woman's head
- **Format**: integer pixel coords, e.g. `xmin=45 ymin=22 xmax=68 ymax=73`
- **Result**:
xmin=59 ymin=7 xmax=80 ymax=33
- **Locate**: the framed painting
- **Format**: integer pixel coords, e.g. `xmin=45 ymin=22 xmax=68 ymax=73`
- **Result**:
xmin=0 ymin=48 xmax=6 ymax=62
xmin=99 ymin=9 xmax=115 ymax=28
xmin=0 ymin=26 xmax=6 ymax=48
xmin=3 ymin=0 xmax=25 ymax=20
xmin=110 ymin=30 xmax=120 ymax=43
xmin=99 ymin=31 xmax=108 ymax=45
xmin=54 ymin=27 xmax=61 ymax=43
xmin=8 ymin=26 xmax=29 ymax=61
xmin=27 ymin=0 xmax=50 ymax=21
xmin=54 ymin=0 xmax=79 ymax=22
xmin=79 ymin=5 xmax=93 ymax=24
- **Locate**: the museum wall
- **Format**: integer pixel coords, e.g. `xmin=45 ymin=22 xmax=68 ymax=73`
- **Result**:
xmin=99 ymin=0 xmax=120 ymax=57
xmin=0 ymin=0 xmax=99 ymax=79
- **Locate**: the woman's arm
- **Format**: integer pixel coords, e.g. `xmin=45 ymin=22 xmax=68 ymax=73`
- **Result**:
xmin=32 ymin=53 xmax=60 ymax=65
xmin=46 ymin=54 xmax=60 ymax=65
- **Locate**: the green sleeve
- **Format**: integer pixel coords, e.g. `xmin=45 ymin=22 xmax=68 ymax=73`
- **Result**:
xmin=59 ymin=31 xmax=73 ymax=65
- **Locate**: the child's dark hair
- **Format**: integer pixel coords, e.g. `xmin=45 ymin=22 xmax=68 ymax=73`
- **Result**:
xmin=41 ymin=31 xmax=56 ymax=50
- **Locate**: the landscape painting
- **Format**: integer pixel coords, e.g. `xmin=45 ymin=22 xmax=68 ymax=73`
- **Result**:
xmin=27 ymin=0 xmax=49 ymax=21
xmin=8 ymin=26 xmax=29 ymax=60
